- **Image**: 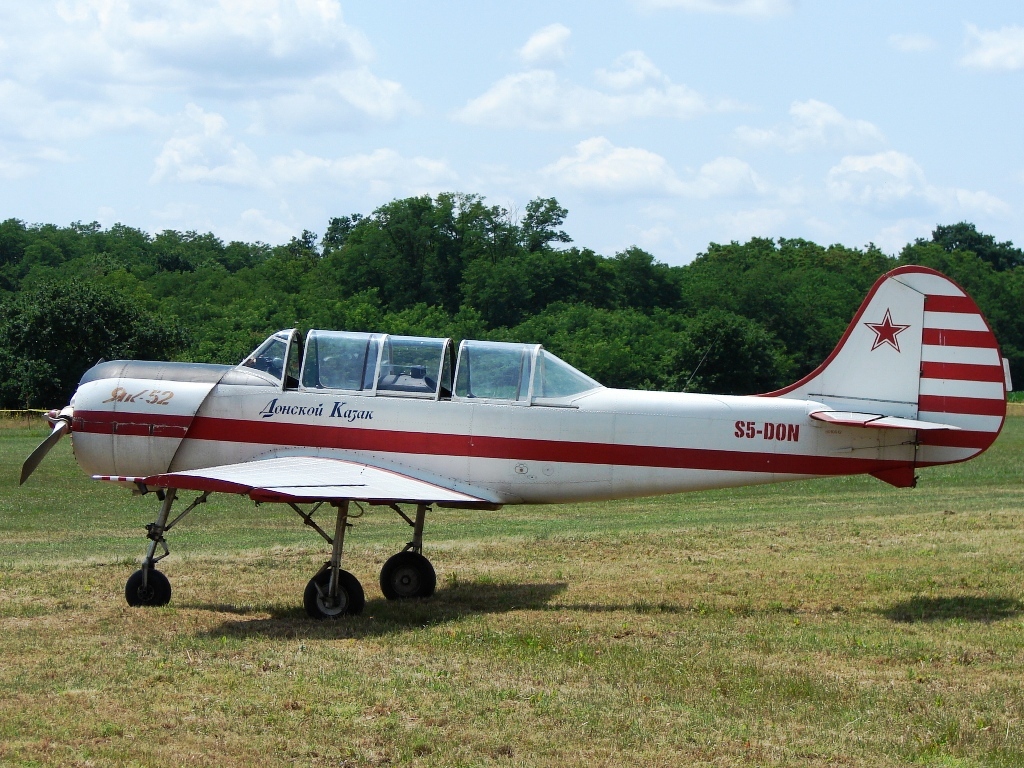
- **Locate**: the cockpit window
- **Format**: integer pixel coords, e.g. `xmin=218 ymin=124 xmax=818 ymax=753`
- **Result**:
xmin=454 ymin=341 xmax=535 ymax=402
xmin=247 ymin=330 xmax=600 ymax=402
xmin=377 ymin=336 xmax=450 ymax=398
xmin=240 ymin=332 xmax=291 ymax=381
xmin=535 ymin=349 xmax=602 ymax=399
xmin=300 ymin=331 xmax=381 ymax=391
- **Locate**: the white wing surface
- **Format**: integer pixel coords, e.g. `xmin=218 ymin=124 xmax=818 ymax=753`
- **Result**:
xmin=97 ymin=456 xmax=488 ymax=505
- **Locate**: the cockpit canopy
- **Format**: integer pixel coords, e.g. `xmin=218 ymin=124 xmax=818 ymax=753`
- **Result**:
xmin=240 ymin=330 xmax=602 ymax=405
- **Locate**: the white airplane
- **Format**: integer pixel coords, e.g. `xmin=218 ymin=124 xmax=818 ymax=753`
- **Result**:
xmin=21 ymin=266 xmax=1010 ymax=618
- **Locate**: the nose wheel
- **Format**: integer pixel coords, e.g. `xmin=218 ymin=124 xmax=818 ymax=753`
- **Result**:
xmin=125 ymin=567 xmax=171 ymax=606
xmin=124 ymin=488 xmax=207 ymax=609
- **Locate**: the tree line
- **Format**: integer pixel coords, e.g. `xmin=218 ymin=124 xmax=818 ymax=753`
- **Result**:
xmin=1 ymin=193 xmax=1021 ymax=408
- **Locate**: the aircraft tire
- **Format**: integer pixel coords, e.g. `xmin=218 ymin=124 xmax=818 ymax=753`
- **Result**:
xmin=125 ymin=568 xmax=172 ymax=607
xmin=379 ymin=551 xmax=436 ymax=600
xmin=303 ymin=569 xmax=365 ymax=619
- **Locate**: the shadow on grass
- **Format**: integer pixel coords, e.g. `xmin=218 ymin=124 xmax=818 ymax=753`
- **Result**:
xmin=193 ymin=580 xmax=569 ymax=639
xmin=883 ymin=595 xmax=1023 ymax=623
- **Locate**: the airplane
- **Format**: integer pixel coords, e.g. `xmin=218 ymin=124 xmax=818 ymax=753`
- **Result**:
xmin=20 ymin=265 xmax=1011 ymax=619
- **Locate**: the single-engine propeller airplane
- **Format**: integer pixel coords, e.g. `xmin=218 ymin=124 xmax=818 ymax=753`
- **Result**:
xmin=21 ymin=266 xmax=1011 ymax=618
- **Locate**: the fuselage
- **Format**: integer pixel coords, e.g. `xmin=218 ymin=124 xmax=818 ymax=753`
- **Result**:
xmin=68 ymin=360 xmax=919 ymax=506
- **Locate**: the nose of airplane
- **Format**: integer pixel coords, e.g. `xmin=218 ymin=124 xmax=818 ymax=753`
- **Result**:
xmin=20 ymin=403 xmax=75 ymax=485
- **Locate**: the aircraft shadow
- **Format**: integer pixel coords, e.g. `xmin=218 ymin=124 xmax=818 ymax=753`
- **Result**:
xmin=881 ymin=595 xmax=1022 ymax=623
xmin=193 ymin=580 xmax=569 ymax=639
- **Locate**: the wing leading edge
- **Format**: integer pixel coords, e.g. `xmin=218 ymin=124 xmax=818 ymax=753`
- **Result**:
xmin=97 ymin=456 xmax=492 ymax=506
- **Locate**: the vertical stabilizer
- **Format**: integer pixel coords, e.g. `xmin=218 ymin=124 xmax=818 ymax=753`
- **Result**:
xmin=766 ymin=266 xmax=1006 ymax=466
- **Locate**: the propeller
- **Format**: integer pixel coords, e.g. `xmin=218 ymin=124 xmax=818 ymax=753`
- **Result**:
xmin=20 ymin=406 xmax=74 ymax=485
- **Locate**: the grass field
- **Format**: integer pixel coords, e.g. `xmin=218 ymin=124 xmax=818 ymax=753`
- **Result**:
xmin=1 ymin=416 xmax=1022 ymax=767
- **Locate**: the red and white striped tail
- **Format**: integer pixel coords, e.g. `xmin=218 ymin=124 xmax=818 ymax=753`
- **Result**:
xmin=768 ymin=265 xmax=1008 ymax=467
xmin=914 ymin=277 xmax=1007 ymax=466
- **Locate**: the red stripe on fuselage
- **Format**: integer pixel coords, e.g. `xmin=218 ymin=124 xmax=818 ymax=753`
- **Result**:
xmin=75 ymin=411 xmax=193 ymax=427
xmin=75 ymin=409 xmax=912 ymax=478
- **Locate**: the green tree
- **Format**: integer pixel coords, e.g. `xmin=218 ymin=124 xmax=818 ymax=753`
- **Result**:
xmin=928 ymin=222 xmax=1023 ymax=271
xmin=0 ymin=280 xmax=187 ymax=408
xmin=520 ymin=197 xmax=572 ymax=252
xmin=665 ymin=309 xmax=794 ymax=395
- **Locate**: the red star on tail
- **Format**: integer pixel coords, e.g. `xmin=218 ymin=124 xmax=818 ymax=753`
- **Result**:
xmin=864 ymin=309 xmax=910 ymax=352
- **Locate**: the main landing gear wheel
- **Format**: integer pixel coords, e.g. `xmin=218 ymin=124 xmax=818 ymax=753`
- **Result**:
xmin=379 ymin=551 xmax=436 ymax=600
xmin=125 ymin=568 xmax=171 ymax=607
xmin=304 ymin=568 xmax=365 ymax=619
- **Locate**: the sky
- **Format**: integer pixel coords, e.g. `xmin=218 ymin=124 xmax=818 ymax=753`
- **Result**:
xmin=0 ymin=1 xmax=1022 ymax=265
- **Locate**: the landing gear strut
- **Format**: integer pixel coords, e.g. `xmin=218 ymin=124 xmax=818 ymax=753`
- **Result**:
xmin=380 ymin=503 xmax=436 ymax=600
xmin=125 ymin=488 xmax=208 ymax=607
xmin=299 ymin=501 xmax=365 ymax=619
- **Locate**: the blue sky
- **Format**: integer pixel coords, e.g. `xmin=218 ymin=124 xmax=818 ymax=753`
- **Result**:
xmin=1 ymin=1 xmax=1021 ymax=264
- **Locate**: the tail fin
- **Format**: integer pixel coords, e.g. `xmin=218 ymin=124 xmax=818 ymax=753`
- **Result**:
xmin=767 ymin=265 xmax=1008 ymax=466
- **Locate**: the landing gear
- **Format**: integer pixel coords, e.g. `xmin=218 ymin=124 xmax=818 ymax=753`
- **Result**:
xmin=380 ymin=503 xmax=436 ymax=600
xmin=294 ymin=500 xmax=365 ymax=619
xmin=124 ymin=487 xmax=208 ymax=609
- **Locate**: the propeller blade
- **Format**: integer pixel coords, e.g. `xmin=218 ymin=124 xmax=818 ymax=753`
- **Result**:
xmin=20 ymin=420 xmax=70 ymax=485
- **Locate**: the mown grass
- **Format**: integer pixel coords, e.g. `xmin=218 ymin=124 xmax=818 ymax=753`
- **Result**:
xmin=0 ymin=416 xmax=1022 ymax=766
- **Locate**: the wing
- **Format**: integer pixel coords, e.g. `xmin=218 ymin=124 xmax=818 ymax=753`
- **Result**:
xmin=95 ymin=456 xmax=491 ymax=506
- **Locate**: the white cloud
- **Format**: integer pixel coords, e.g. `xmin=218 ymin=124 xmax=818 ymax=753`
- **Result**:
xmin=888 ymin=33 xmax=937 ymax=53
xmin=53 ymin=0 xmax=373 ymax=82
xmin=595 ymin=51 xmax=668 ymax=90
xmin=736 ymin=99 xmax=884 ymax=152
xmin=714 ymin=207 xmax=791 ymax=241
xmin=960 ymin=24 xmax=1024 ymax=71
xmin=0 ymin=78 xmax=162 ymax=142
xmin=0 ymin=140 xmax=75 ymax=179
xmin=151 ymin=105 xmax=266 ymax=187
xmin=0 ymin=2 xmax=413 ymax=140
xmin=237 ymin=208 xmax=300 ymax=245
xmin=542 ymin=137 xmax=681 ymax=195
xmin=455 ymin=52 xmax=710 ymax=129
xmin=682 ymin=156 xmax=768 ymax=198
xmin=635 ymin=0 xmax=794 ymax=17
xmin=827 ymin=151 xmax=929 ymax=206
xmin=268 ymin=149 xmax=457 ymax=196
xmin=826 ymin=150 xmax=1010 ymax=216
xmin=0 ymin=152 xmax=35 ymax=180
xmin=874 ymin=219 xmax=933 ymax=254
xmin=518 ymin=23 xmax=571 ymax=66
xmin=250 ymin=69 xmax=418 ymax=133
xmin=152 ymin=105 xmax=456 ymax=195
xmin=541 ymin=137 xmax=767 ymax=199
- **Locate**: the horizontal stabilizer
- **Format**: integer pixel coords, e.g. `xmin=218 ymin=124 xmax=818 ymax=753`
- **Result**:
xmin=810 ymin=411 xmax=961 ymax=431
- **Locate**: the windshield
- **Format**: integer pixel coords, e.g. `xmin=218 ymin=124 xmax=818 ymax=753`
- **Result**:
xmin=535 ymin=349 xmax=602 ymax=398
xmin=240 ymin=331 xmax=291 ymax=381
